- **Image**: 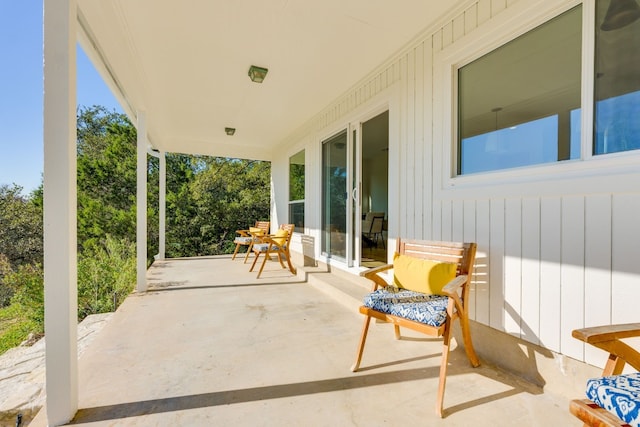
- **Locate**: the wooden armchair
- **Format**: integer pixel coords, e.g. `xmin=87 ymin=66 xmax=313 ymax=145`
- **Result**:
xmin=570 ymin=323 xmax=640 ymax=426
xmin=249 ymin=223 xmax=297 ymax=278
xmin=352 ymin=239 xmax=479 ymax=417
xmin=232 ymin=220 xmax=270 ymax=263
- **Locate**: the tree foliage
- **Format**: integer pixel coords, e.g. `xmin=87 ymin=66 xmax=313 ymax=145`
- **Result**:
xmin=0 ymin=185 xmax=42 ymax=307
xmin=0 ymin=184 xmax=43 ymax=268
xmin=77 ymin=235 xmax=136 ymax=319
xmin=77 ymin=106 xmax=138 ymax=252
xmin=5 ymin=262 xmax=44 ymax=330
xmin=168 ymin=157 xmax=271 ymax=257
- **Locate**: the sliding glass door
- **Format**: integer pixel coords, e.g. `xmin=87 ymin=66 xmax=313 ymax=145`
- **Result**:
xmin=321 ymin=110 xmax=389 ymax=267
xmin=321 ymin=130 xmax=348 ymax=260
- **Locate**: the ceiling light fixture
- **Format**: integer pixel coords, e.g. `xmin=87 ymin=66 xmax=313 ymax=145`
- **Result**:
xmin=248 ymin=65 xmax=268 ymax=83
xmin=225 ymin=127 xmax=236 ymax=136
xmin=601 ymin=0 xmax=640 ymax=30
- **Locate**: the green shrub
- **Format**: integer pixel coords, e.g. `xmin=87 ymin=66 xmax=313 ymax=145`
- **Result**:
xmin=77 ymin=235 xmax=136 ymax=320
xmin=5 ymin=263 xmax=44 ymax=331
xmin=0 ymin=263 xmax=44 ymax=354
xmin=0 ymin=304 xmax=37 ymax=355
xmin=0 ymin=254 xmax=13 ymax=307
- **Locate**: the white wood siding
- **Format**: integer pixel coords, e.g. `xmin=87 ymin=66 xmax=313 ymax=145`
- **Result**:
xmin=273 ymin=0 xmax=640 ymax=365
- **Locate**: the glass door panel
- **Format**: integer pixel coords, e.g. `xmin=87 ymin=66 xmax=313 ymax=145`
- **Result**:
xmin=360 ymin=111 xmax=389 ymax=266
xmin=350 ymin=126 xmax=361 ymax=267
xmin=321 ymin=130 xmax=348 ymax=260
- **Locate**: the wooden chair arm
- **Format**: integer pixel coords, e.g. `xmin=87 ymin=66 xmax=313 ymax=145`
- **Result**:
xmin=257 ymin=235 xmax=275 ymax=243
xmin=360 ymin=264 xmax=393 ymax=291
xmin=573 ymin=323 xmax=640 ymax=344
xmin=256 ymin=235 xmax=287 ymax=249
xmin=440 ymin=275 xmax=468 ymax=296
xmin=572 ymin=323 xmax=640 ymax=375
xmin=440 ymin=275 xmax=468 ymax=316
xmin=236 ymin=229 xmax=250 ymax=236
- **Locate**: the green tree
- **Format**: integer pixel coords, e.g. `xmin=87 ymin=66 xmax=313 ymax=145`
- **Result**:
xmin=0 ymin=184 xmax=43 ymax=268
xmin=163 ymin=155 xmax=204 ymax=256
xmin=0 ymin=255 xmax=13 ymax=307
xmin=188 ymin=158 xmax=271 ymax=255
xmin=77 ymin=106 xmax=138 ymax=252
xmin=0 ymin=185 xmax=43 ymax=307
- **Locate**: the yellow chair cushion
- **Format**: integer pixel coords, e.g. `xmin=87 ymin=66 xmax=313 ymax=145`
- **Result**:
xmin=249 ymin=227 xmax=265 ymax=236
xmin=272 ymin=228 xmax=289 ymax=246
xmin=393 ymin=254 xmax=457 ymax=295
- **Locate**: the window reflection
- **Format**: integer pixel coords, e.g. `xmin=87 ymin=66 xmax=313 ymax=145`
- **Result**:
xmin=594 ymin=0 xmax=640 ymax=155
xmin=288 ymin=150 xmax=305 ymax=233
xmin=457 ymin=6 xmax=582 ymax=175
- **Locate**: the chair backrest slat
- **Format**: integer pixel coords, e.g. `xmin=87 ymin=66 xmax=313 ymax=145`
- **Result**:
xmin=255 ymin=221 xmax=270 ymax=233
xmin=398 ymin=239 xmax=476 ymax=278
xmin=278 ymin=223 xmax=295 ymax=246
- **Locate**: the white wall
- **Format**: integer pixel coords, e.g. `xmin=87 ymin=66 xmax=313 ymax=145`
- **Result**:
xmin=272 ymin=0 xmax=640 ymax=367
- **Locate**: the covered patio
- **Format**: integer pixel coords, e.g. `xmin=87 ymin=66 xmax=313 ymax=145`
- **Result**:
xmin=41 ymin=0 xmax=640 ymax=424
xmin=32 ymin=256 xmax=577 ymax=426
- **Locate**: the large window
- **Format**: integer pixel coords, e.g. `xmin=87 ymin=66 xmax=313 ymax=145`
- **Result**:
xmin=457 ymin=2 xmax=640 ymax=176
xmin=288 ymin=150 xmax=305 ymax=233
xmin=594 ymin=0 xmax=640 ymax=155
xmin=457 ymin=6 xmax=582 ymax=175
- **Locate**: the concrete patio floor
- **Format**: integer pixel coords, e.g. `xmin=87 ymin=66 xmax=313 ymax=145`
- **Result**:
xmin=32 ymin=255 xmax=579 ymax=426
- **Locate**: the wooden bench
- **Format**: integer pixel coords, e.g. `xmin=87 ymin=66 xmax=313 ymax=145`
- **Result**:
xmin=351 ymin=239 xmax=479 ymax=417
xmin=570 ymin=323 xmax=640 ymax=426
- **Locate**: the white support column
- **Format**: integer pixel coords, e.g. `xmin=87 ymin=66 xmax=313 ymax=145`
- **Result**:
xmin=136 ymin=112 xmax=148 ymax=292
xmin=43 ymin=0 xmax=78 ymax=424
xmin=159 ymin=151 xmax=166 ymax=259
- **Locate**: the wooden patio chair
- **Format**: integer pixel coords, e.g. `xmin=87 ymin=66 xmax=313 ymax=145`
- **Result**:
xmin=232 ymin=220 xmax=270 ymax=263
xmin=249 ymin=223 xmax=297 ymax=278
xmin=351 ymin=239 xmax=479 ymax=417
xmin=570 ymin=323 xmax=640 ymax=427
xmin=362 ymin=212 xmax=385 ymax=249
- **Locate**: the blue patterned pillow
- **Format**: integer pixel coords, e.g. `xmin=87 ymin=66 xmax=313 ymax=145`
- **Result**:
xmin=363 ymin=287 xmax=449 ymax=327
xmin=586 ymin=372 xmax=640 ymax=426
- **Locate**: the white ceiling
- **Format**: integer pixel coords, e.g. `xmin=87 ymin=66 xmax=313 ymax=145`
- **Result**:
xmin=77 ymin=0 xmax=456 ymax=160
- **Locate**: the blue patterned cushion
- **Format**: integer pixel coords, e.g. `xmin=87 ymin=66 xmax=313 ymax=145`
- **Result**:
xmin=234 ymin=237 xmax=253 ymax=244
xmin=253 ymin=243 xmax=269 ymax=252
xmin=363 ymin=287 xmax=449 ymax=327
xmin=586 ymin=372 xmax=640 ymax=426
xmin=252 ymin=243 xmax=287 ymax=253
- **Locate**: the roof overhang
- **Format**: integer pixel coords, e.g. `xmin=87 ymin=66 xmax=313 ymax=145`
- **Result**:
xmin=77 ymin=0 xmax=457 ymax=160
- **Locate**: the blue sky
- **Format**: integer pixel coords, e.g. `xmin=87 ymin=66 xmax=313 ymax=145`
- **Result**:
xmin=0 ymin=1 xmax=123 ymax=195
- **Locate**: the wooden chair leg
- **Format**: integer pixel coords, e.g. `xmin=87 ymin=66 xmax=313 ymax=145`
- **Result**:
xmin=459 ymin=314 xmax=480 ymax=367
xmin=394 ymin=325 xmax=401 ymax=339
xmin=232 ymin=243 xmax=242 ymax=260
xmin=436 ymin=321 xmax=453 ymax=418
xmin=351 ymin=316 xmax=372 ymax=372
xmin=284 ymin=251 xmax=297 ymax=275
xmin=256 ymin=249 xmax=270 ymax=278
xmin=249 ymin=250 xmax=261 ymax=272
xmin=243 ymin=242 xmax=254 ymax=263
